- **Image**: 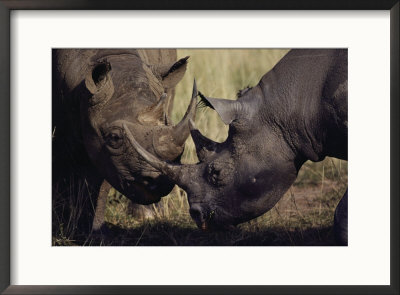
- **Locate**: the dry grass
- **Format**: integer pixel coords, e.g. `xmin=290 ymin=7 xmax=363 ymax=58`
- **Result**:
xmin=53 ymin=49 xmax=347 ymax=246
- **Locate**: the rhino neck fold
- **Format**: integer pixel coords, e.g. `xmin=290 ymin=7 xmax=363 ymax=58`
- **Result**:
xmin=257 ymin=63 xmax=332 ymax=164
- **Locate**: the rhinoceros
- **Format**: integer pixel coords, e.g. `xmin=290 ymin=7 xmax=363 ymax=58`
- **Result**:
xmin=52 ymin=49 xmax=196 ymax=237
xmin=126 ymin=49 xmax=348 ymax=245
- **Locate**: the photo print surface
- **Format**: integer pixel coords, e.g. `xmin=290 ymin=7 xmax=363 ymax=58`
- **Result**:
xmin=52 ymin=49 xmax=348 ymax=246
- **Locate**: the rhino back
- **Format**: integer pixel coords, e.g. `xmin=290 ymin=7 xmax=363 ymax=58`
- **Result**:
xmin=254 ymin=49 xmax=347 ymax=162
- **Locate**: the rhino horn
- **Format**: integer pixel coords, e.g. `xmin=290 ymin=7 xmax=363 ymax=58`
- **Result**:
xmin=123 ymin=123 xmax=194 ymax=190
xmin=170 ymin=79 xmax=198 ymax=147
xmin=137 ymin=93 xmax=169 ymax=125
xmin=85 ymin=60 xmax=114 ymax=105
xmin=148 ymin=82 xmax=197 ymax=160
xmin=189 ymin=119 xmax=219 ymax=162
xmin=198 ymin=91 xmax=242 ymax=125
xmin=152 ymin=56 xmax=190 ymax=89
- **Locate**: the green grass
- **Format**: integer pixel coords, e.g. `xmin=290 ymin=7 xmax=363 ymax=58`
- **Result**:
xmin=53 ymin=49 xmax=347 ymax=246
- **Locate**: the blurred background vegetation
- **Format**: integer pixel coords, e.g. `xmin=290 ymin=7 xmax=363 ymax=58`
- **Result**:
xmin=53 ymin=49 xmax=347 ymax=246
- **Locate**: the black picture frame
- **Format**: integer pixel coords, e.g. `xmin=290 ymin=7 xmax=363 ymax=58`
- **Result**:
xmin=1 ymin=1 xmax=399 ymax=294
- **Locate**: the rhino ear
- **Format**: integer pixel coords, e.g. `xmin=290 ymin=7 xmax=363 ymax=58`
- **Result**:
xmin=198 ymin=92 xmax=241 ymax=125
xmin=152 ymin=56 xmax=189 ymax=89
xmin=85 ymin=60 xmax=114 ymax=105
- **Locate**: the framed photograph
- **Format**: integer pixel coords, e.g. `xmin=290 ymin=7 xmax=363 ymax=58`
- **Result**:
xmin=1 ymin=1 xmax=398 ymax=294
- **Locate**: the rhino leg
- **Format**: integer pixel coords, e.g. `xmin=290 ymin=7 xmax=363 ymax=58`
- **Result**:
xmin=334 ymin=189 xmax=348 ymax=246
xmin=91 ymin=180 xmax=111 ymax=235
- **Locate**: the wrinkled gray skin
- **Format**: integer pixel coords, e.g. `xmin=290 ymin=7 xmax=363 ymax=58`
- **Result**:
xmin=127 ymin=49 xmax=348 ymax=245
xmin=52 ymin=49 xmax=195 ymax=235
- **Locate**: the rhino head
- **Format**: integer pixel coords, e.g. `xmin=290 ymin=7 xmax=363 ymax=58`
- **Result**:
xmin=79 ymin=54 xmax=196 ymax=204
xmin=123 ymin=88 xmax=302 ymax=229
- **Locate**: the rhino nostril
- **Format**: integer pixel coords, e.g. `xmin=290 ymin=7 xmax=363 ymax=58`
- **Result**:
xmin=189 ymin=204 xmax=203 ymax=222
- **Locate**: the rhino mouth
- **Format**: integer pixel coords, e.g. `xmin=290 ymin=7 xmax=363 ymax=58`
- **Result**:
xmin=120 ymin=175 xmax=174 ymax=205
xmin=189 ymin=203 xmax=236 ymax=231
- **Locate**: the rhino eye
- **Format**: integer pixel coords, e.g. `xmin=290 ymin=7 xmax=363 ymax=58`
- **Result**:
xmin=105 ymin=127 xmax=124 ymax=149
xmin=205 ymin=160 xmax=234 ymax=187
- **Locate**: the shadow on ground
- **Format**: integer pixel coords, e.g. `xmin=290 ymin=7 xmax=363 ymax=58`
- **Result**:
xmin=54 ymin=221 xmax=339 ymax=246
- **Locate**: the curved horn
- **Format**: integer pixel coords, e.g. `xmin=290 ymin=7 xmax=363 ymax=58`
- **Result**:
xmin=123 ymin=123 xmax=193 ymax=189
xmin=189 ymin=119 xmax=219 ymax=162
xmin=170 ymin=79 xmax=198 ymax=146
xmin=151 ymin=80 xmax=198 ymax=160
